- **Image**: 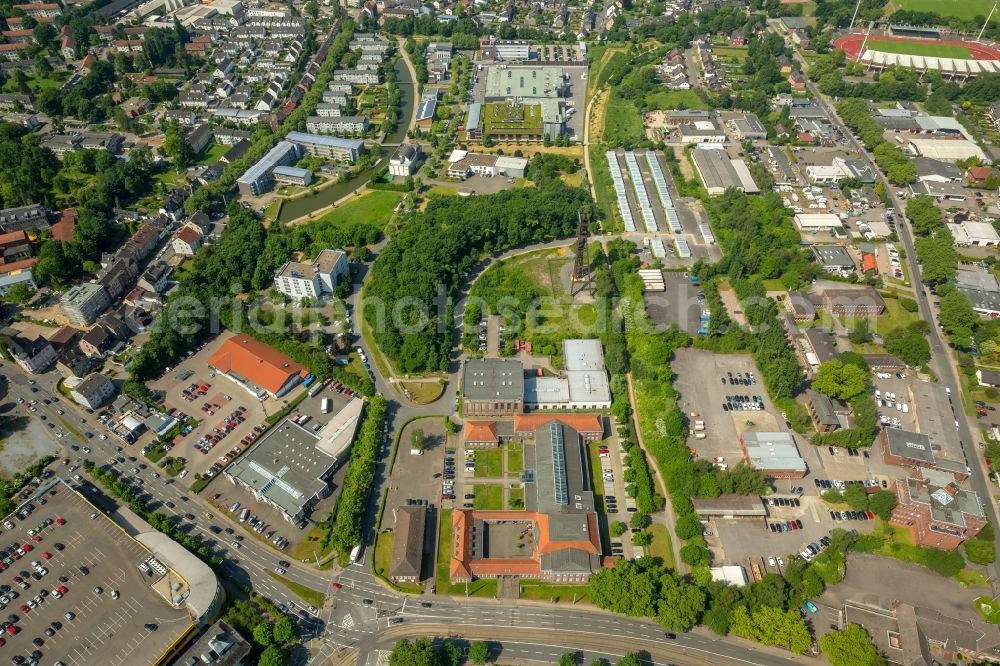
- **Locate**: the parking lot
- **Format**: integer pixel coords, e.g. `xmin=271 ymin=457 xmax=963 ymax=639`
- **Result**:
xmin=388 ymin=417 xmax=448 ymax=513
xmin=643 ymin=271 xmax=704 ymax=335
xmin=0 ymin=481 xmax=191 ymax=666
xmin=672 ymin=349 xmax=784 ymax=465
xmin=149 ymin=334 xmax=276 ymax=484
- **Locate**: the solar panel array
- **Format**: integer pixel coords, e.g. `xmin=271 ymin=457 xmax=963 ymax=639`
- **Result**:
xmin=645 ymin=151 xmax=683 ymax=233
xmin=699 ymin=222 xmax=715 ymax=244
xmin=624 ymin=151 xmax=658 ymax=233
xmin=674 ymin=237 xmax=691 ymax=258
xmin=606 ymin=151 xmax=636 ymax=232
xmin=650 ymin=236 xmax=666 ymax=258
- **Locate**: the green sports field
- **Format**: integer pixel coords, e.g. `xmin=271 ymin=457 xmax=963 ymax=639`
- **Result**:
xmin=865 ymin=38 xmax=972 ymax=59
xmin=893 ymin=0 xmax=995 ymax=22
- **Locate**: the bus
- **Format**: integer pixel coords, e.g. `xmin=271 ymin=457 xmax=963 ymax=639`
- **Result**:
xmin=349 ymin=545 xmax=362 ymax=564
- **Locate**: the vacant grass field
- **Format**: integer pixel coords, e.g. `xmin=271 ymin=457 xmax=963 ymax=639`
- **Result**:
xmin=645 ymin=89 xmax=709 ymax=111
xmin=647 ymin=523 xmax=676 ymax=570
xmin=197 ymin=142 xmax=229 ymax=165
xmin=425 ymin=184 xmax=458 ymax=197
xmin=603 ymin=91 xmax=646 ymax=147
xmin=894 ymin=0 xmax=995 ymax=21
xmin=482 ymin=101 xmax=543 ymax=138
xmin=472 ymin=483 xmax=504 ymax=510
xmin=519 ymin=582 xmax=592 ymax=603
xmin=474 ymin=447 xmax=504 ymax=477
xmin=310 ymin=190 xmax=402 ymax=230
xmin=508 ymin=485 xmax=524 ymax=509
xmin=866 ymin=38 xmax=971 ymax=59
xmin=507 ymin=442 xmax=524 ymax=476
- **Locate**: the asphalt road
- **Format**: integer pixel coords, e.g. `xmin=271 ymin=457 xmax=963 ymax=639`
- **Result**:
xmin=790 ymin=41 xmax=1000 ymax=582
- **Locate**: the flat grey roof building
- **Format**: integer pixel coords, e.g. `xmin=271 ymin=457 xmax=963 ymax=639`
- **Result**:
xmin=463 ymin=358 xmax=524 ymax=401
xmin=692 ymin=495 xmax=766 ymax=517
xmin=224 ymin=419 xmax=340 ymax=522
xmin=690 ymin=148 xmax=758 ymax=195
xmin=484 ymin=66 xmax=564 ymax=100
xmin=813 ymin=245 xmax=855 ymax=270
xmin=741 ymin=431 xmax=807 ymax=476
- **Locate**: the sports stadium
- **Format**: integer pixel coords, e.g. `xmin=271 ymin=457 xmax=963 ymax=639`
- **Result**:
xmin=833 ymin=25 xmax=1000 ymax=78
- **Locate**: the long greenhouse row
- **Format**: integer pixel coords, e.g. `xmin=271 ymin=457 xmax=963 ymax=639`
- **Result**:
xmin=644 ymin=151 xmax=683 ymax=233
xmin=624 ymin=151 xmax=658 ymax=233
xmin=606 ymin=151 xmax=636 ymax=232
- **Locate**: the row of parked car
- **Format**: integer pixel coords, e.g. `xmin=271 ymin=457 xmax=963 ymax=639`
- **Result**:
xmin=796 ymin=535 xmax=832 ymax=562
xmin=768 ymin=519 xmax=803 ymax=533
xmin=831 ymin=510 xmax=874 ymax=522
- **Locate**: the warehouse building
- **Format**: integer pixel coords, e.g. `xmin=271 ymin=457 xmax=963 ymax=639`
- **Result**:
xmin=690 ymin=148 xmax=758 ymax=196
xmin=524 ymin=339 xmax=612 ymax=410
xmin=739 ymin=431 xmax=807 ymax=478
xmin=462 ymin=358 xmax=524 ymax=417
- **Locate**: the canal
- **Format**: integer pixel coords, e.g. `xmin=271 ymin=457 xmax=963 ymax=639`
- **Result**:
xmin=277 ymin=56 xmax=416 ymax=223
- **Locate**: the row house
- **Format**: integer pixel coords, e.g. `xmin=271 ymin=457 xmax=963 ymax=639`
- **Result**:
xmin=180 ymin=88 xmax=209 ymax=108
xmin=321 ymin=89 xmax=349 ymax=105
xmin=0 ymin=43 xmax=29 ymax=61
xmin=112 ymin=40 xmax=144 ymax=54
xmin=333 ymin=69 xmax=382 ymax=85
xmin=13 ymin=3 xmax=62 ymax=18
xmin=0 ymin=93 xmax=34 ymax=111
xmin=1 ymin=29 xmax=35 ymax=44
xmin=314 ymin=102 xmax=343 ymax=117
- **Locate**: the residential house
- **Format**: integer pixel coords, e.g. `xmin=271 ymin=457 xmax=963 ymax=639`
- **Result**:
xmin=8 ymin=335 xmax=57 ymax=374
xmin=70 ymin=373 xmax=116 ymax=410
xmin=171 ymin=225 xmax=203 ymax=256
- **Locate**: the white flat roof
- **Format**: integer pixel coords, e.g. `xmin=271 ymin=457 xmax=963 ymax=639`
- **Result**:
xmin=794 ymin=213 xmax=844 ymax=229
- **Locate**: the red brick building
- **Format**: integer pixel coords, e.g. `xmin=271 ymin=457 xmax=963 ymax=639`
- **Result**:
xmin=890 ymin=470 xmax=986 ymax=550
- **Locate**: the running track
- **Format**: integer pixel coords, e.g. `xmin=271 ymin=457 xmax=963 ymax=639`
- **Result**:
xmin=833 ymin=33 xmax=1000 ymax=61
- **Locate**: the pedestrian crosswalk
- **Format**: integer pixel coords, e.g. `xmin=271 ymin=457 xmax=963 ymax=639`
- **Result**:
xmin=372 ymin=650 xmax=391 ymax=666
xmin=340 ymin=613 xmax=355 ymax=630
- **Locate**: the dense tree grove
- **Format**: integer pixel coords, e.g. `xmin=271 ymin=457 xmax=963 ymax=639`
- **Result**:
xmin=328 ymin=396 xmax=387 ymax=552
xmin=364 ymin=182 xmax=593 ymax=373
xmin=0 ymin=121 xmax=60 ymax=208
xmin=819 ymin=624 xmax=886 ymax=666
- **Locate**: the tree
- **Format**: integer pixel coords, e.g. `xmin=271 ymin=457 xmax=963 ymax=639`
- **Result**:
xmin=272 ymin=615 xmax=298 ymax=644
xmin=729 ymin=605 xmax=812 ymax=655
xmin=559 ymin=653 xmax=576 ymax=666
xmin=813 ymin=360 xmax=869 ymax=402
xmin=388 ymin=639 xmax=438 ymax=666
xmin=257 ymin=645 xmax=289 ymax=666
xmin=630 ymin=512 xmax=647 ymax=529
xmin=674 ymin=514 xmax=702 ymax=540
xmin=868 ymin=490 xmax=897 ymax=520
xmin=1 ymin=281 xmax=35 ymax=304
xmin=468 ymin=641 xmax=490 ymax=664
xmin=680 ymin=543 xmax=710 ymax=567
xmin=610 ymin=521 xmax=627 ymax=537
xmin=161 ymin=122 xmax=193 ymax=168
xmin=616 ymin=655 xmax=641 ymax=666
xmin=410 ymin=428 xmax=426 ymax=451
xmin=633 ymin=531 xmax=651 ymax=546
xmin=885 ymin=328 xmax=931 ymax=367
xmin=843 ymin=484 xmax=869 ymax=511
xmin=848 ymin=319 xmax=871 ymax=345
xmin=819 ymin=624 xmax=885 ymax=666
xmin=656 ymin=570 xmax=706 ymax=631
xmin=252 ymin=621 xmax=273 ymax=646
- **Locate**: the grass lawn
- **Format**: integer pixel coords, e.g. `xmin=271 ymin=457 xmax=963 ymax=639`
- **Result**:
xmin=507 ymin=442 xmax=524 ymax=476
xmin=589 ymin=145 xmax=616 ymax=227
xmin=866 ymin=38 xmax=971 ymax=59
xmin=603 ymin=91 xmax=646 ymax=147
xmin=474 ymin=447 xmax=504 ymax=478
xmin=3 ymin=72 xmax=69 ymax=95
xmin=518 ymin=582 xmax=591 ymax=604
xmin=153 ymin=169 xmax=183 ymax=190
xmin=472 ymin=483 xmax=504 ymax=510
xmin=312 ymin=190 xmax=402 ymax=231
xmin=289 ymin=523 xmax=334 ymax=562
xmin=425 ymin=184 xmax=458 ymax=197
xmin=400 ymin=380 xmax=444 ymax=404
xmin=712 ymin=47 xmax=749 ymax=59
xmin=262 ymin=199 xmax=283 ymax=222
xmin=761 ymin=279 xmax=786 ymax=292
xmin=645 ymin=89 xmax=709 ymax=111
xmin=508 ymin=485 xmax=524 ymax=509
xmin=197 ymin=142 xmax=229 ymax=165
xmin=957 ymin=568 xmax=991 ymax=589
xmin=266 ymin=571 xmax=326 ymax=608
xmin=646 ymin=523 xmax=676 ymax=570
xmin=560 ymin=171 xmax=584 ymax=187
xmin=976 ymin=596 xmax=1000 ymax=623
xmin=895 ymin=0 xmax=996 ymax=21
